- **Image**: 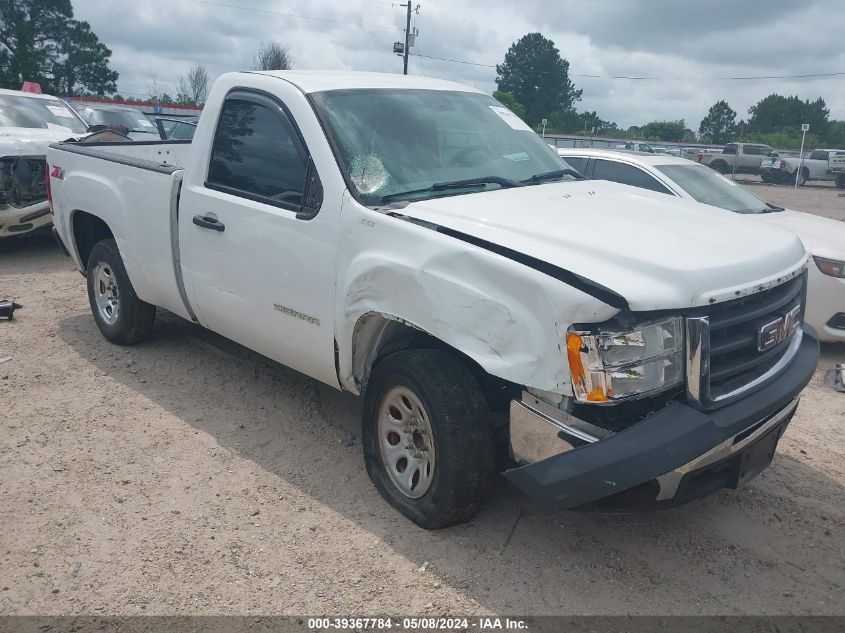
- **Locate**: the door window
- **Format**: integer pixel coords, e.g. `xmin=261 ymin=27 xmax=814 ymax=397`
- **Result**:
xmin=591 ymin=159 xmax=672 ymax=194
xmin=207 ymin=96 xmax=308 ymax=209
xmin=561 ymin=156 xmax=588 ymax=173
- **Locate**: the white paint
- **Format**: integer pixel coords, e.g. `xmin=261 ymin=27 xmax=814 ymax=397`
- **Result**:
xmin=557 ymin=146 xmax=844 ymax=342
xmin=49 ymin=71 xmax=813 ymax=400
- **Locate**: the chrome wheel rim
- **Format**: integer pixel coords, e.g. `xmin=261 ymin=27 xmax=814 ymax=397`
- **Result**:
xmin=377 ymin=385 xmax=436 ymax=499
xmin=93 ymin=262 xmax=120 ymax=325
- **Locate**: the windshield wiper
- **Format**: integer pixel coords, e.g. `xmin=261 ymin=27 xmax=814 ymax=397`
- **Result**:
xmin=759 ymin=203 xmax=785 ymax=213
xmin=378 ymin=175 xmax=523 ymax=204
xmin=521 ymin=168 xmax=583 ymax=184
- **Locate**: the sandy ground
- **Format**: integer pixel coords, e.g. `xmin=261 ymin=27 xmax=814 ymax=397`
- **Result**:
xmin=1 ymin=183 xmax=844 ymax=617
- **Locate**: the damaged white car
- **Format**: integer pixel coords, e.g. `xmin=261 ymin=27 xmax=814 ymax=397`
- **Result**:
xmin=48 ymin=71 xmax=819 ymax=528
xmin=0 ymin=88 xmax=89 ymax=238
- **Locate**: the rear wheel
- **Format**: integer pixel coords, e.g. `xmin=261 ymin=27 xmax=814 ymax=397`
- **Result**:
xmin=793 ymin=169 xmax=808 ymax=186
xmin=362 ymin=349 xmax=496 ymax=529
xmin=86 ymin=238 xmax=156 ymax=345
xmin=835 ymin=174 xmax=845 ymax=189
xmin=710 ymin=160 xmax=728 ymax=174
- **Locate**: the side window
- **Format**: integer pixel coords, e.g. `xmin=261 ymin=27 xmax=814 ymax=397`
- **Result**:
xmin=723 ymin=144 xmax=737 ymax=155
xmin=809 ymin=150 xmax=828 ymax=161
xmin=743 ymin=145 xmax=761 ymax=155
xmin=591 ymin=159 xmax=672 ymax=194
xmin=207 ymin=97 xmax=308 ymax=208
xmin=561 ymin=156 xmax=588 ymax=173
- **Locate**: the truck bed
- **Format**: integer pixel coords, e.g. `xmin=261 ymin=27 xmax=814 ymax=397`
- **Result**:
xmin=52 ymin=139 xmax=191 ymax=173
xmin=48 ymin=139 xmax=194 ymax=321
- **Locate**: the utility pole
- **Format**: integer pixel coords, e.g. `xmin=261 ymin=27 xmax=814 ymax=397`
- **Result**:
xmin=393 ymin=3 xmax=419 ymax=75
xmin=402 ymin=2 xmax=412 ymax=75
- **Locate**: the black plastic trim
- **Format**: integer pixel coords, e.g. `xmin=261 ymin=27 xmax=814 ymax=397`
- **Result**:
xmin=503 ymin=326 xmax=819 ymax=510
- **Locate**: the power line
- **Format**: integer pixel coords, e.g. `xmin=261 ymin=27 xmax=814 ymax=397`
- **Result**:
xmin=411 ymin=54 xmax=845 ymax=81
xmin=183 ymin=0 xmax=400 ymax=32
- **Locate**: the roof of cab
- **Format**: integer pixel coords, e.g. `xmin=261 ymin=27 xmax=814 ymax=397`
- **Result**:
xmin=247 ymin=70 xmax=483 ymax=94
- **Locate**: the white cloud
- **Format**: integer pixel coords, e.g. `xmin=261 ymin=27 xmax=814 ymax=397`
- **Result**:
xmin=72 ymin=0 xmax=845 ymax=129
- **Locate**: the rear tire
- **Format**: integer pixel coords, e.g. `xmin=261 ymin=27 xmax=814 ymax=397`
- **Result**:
xmin=710 ymin=160 xmax=728 ymax=174
xmin=86 ymin=238 xmax=156 ymax=345
xmin=793 ymin=169 xmax=808 ymax=186
xmin=362 ymin=349 xmax=496 ymax=529
xmin=835 ymin=174 xmax=845 ymax=189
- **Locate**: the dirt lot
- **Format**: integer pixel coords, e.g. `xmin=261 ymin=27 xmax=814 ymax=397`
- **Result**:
xmin=1 ymin=183 xmax=844 ymax=616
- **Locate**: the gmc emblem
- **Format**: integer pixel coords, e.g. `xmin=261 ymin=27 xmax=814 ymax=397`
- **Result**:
xmin=758 ymin=304 xmax=801 ymax=352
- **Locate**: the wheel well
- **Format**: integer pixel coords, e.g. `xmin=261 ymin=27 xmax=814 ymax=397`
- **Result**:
xmin=352 ymin=313 xmax=519 ymax=413
xmin=72 ymin=211 xmax=113 ymax=269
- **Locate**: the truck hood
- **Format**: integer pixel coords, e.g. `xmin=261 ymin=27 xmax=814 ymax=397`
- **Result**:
xmin=754 ymin=209 xmax=845 ymax=260
xmin=0 ymin=126 xmax=81 ymax=157
xmin=398 ymin=180 xmax=808 ymax=311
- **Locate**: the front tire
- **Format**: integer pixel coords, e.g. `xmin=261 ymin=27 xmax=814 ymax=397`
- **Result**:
xmin=86 ymin=238 xmax=156 ymax=345
xmin=362 ymin=349 xmax=496 ymax=529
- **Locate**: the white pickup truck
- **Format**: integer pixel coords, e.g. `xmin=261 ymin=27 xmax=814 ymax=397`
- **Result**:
xmin=762 ymin=148 xmax=845 ymax=186
xmin=48 ymin=71 xmax=819 ymax=528
xmin=827 ymin=152 xmax=845 ymax=188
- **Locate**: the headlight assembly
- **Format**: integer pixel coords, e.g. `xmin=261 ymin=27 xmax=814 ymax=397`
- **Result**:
xmin=814 ymin=256 xmax=845 ymax=279
xmin=566 ymin=317 xmax=684 ymax=403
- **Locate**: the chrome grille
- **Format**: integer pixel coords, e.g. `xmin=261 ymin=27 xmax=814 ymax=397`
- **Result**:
xmin=686 ymin=273 xmax=807 ymax=409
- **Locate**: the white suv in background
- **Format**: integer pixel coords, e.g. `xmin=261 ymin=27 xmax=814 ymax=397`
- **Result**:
xmin=557 ymin=147 xmax=845 ymax=343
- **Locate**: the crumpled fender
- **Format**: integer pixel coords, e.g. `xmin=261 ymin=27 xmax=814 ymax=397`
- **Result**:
xmin=335 ymin=194 xmax=619 ymax=395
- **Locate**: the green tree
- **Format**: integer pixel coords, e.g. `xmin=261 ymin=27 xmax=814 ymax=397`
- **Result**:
xmin=639 ymin=119 xmax=695 ymax=142
xmin=747 ymin=94 xmax=829 ymax=138
xmin=492 ymin=90 xmax=525 ymax=119
xmin=699 ymin=100 xmax=737 ymax=144
xmin=0 ymin=0 xmax=117 ymax=95
xmin=825 ymin=121 xmax=845 ymax=147
xmin=52 ymin=20 xmax=117 ymax=95
xmin=495 ymin=32 xmax=582 ymax=127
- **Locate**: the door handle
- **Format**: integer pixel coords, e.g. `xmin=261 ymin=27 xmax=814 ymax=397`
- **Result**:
xmin=192 ymin=214 xmax=225 ymax=232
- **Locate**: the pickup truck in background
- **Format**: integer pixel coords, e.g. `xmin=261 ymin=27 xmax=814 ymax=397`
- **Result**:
xmin=762 ymin=148 xmax=845 ymax=186
xmin=48 ymin=71 xmax=818 ymax=528
xmin=827 ymin=152 xmax=845 ymax=189
xmin=696 ymin=142 xmax=775 ymax=174
xmin=0 ymin=87 xmax=90 ymax=238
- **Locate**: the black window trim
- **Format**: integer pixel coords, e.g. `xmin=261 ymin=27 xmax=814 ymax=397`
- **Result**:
xmin=204 ymin=87 xmax=322 ymax=218
xmin=589 ymin=158 xmax=674 ymax=195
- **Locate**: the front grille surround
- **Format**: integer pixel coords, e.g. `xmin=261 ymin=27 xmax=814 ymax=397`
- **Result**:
xmin=686 ymin=272 xmax=807 ymax=410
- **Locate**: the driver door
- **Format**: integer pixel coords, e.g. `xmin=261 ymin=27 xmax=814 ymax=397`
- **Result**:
xmin=178 ymin=89 xmax=339 ymax=388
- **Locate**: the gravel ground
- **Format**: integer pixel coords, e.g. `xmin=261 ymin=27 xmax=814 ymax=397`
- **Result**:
xmin=1 ymin=182 xmax=844 ymax=617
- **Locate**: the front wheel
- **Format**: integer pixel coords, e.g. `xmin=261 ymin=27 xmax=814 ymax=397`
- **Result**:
xmin=362 ymin=349 xmax=496 ymax=529
xmin=86 ymin=238 xmax=156 ymax=345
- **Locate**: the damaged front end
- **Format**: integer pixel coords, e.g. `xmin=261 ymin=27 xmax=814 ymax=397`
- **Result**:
xmin=0 ymin=155 xmax=51 ymax=237
xmin=505 ymin=273 xmax=820 ymax=511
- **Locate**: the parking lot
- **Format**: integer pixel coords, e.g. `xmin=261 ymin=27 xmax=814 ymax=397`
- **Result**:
xmin=1 ymin=180 xmax=843 ymax=617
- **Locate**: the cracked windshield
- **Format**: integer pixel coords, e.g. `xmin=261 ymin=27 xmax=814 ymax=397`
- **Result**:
xmin=311 ymin=89 xmax=567 ymax=204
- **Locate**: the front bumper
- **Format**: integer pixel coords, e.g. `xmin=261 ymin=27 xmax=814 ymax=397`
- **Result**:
xmin=503 ymin=326 xmax=819 ymax=511
xmin=0 ymin=200 xmax=51 ymax=238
